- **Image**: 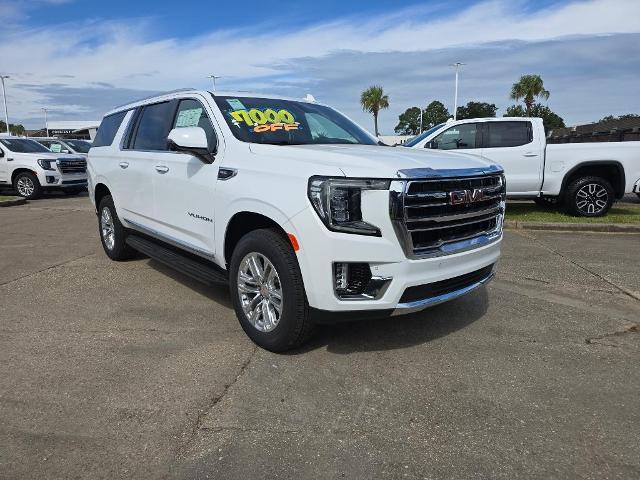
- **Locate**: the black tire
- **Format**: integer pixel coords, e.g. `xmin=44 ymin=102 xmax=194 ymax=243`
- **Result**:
xmin=534 ymin=196 xmax=561 ymax=209
xmin=97 ymin=195 xmax=136 ymax=261
xmin=564 ymin=176 xmax=614 ymax=217
xmin=13 ymin=171 xmax=42 ymax=199
xmin=229 ymin=228 xmax=314 ymax=352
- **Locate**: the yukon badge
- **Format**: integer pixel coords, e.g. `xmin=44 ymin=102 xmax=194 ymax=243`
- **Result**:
xmin=187 ymin=212 xmax=213 ymax=223
xmin=450 ymin=188 xmax=485 ymax=205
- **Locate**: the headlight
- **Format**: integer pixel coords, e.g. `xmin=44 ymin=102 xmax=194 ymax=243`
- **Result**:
xmin=37 ymin=159 xmax=55 ymax=170
xmin=308 ymin=176 xmax=390 ymax=236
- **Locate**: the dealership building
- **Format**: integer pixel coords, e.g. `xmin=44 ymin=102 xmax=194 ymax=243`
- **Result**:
xmin=26 ymin=120 xmax=100 ymax=140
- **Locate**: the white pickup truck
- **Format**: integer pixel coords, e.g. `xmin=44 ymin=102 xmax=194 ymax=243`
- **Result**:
xmin=0 ymin=136 xmax=88 ymax=199
xmin=406 ymin=117 xmax=640 ymax=216
xmin=88 ymin=89 xmax=505 ymax=351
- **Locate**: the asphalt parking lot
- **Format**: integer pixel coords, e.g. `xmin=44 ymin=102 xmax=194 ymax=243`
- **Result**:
xmin=1 ymin=195 xmax=639 ymax=479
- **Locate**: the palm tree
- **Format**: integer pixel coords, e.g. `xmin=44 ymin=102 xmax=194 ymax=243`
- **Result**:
xmin=360 ymin=85 xmax=389 ymax=137
xmin=510 ymin=75 xmax=550 ymax=116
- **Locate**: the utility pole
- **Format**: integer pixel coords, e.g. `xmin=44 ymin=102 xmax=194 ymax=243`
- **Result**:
xmin=449 ymin=62 xmax=465 ymax=121
xmin=42 ymin=108 xmax=49 ymax=136
xmin=0 ymin=75 xmax=10 ymax=134
xmin=207 ymin=75 xmax=222 ymax=91
xmin=419 ymin=108 xmax=423 ymax=134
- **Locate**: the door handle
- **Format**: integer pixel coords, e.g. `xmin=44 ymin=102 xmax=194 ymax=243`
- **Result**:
xmin=7 ymin=158 xmax=13 ymax=161
xmin=155 ymin=165 xmax=169 ymax=174
xmin=523 ymin=152 xmax=538 ymax=157
xmin=119 ymin=161 xmax=129 ymax=169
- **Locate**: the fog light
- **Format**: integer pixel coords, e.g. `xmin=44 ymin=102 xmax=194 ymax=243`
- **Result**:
xmin=335 ymin=262 xmax=350 ymax=291
xmin=46 ymin=176 xmax=56 ymax=184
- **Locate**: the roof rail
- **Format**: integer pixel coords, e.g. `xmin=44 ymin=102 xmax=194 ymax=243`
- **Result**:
xmin=112 ymin=88 xmax=198 ymax=110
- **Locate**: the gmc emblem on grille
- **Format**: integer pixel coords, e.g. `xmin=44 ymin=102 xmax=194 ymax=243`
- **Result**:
xmin=450 ymin=189 xmax=485 ymax=205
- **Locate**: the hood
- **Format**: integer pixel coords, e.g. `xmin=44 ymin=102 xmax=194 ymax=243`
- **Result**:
xmin=249 ymin=143 xmax=497 ymax=178
xmin=39 ymin=152 xmax=85 ymax=161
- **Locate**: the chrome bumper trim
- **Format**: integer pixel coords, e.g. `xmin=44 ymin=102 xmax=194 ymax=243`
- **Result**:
xmin=391 ymin=271 xmax=495 ymax=316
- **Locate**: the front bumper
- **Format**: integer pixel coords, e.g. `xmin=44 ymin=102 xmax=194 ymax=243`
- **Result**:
xmin=286 ymin=205 xmax=502 ymax=314
xmin=36 ymin=170 xmax=88 ymax=188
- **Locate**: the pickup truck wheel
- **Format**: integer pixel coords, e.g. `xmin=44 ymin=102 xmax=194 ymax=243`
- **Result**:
xmin=13 ymin=172 xmax=42 ymax=199
xmin=565 ymin=176 xmax=614 ymax=217
xmin=230 ymin=229 xmax=313 ymax=352
xmin=97 ymin=195 xmax=136 ymax=261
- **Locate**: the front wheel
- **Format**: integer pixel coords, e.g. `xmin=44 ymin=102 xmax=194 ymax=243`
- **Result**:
xmin=229 ymin=228 xmax=313 ymax=352
xmin=13 ymin=172 xmax=42 ymax=199
xmin=97 ymin=195 xmax=136 ymax=261
xmin=565 ymin=176 xmax=614 ymax=217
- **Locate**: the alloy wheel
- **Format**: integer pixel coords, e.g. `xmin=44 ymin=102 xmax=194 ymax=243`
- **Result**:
xmin=100 ymin=207 xmax=116 ymax=250
xmin=575 ymin=183 xmax=608 ymax=215
xmin=16 ymin=176 xmax=35 ymax=197
xmin=237 ymin=252 xmax=283 ymax=333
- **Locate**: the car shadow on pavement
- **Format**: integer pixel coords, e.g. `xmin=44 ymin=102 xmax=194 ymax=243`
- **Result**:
xmin=296 ymin=287 xmax=489 ymax=354
xmin=146 ymin=259 xmax=233 ymax=309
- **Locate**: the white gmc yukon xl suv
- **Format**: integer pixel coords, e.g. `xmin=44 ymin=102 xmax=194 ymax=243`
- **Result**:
xmin=88 ymin=90 xmax=505 ymax=351
xmin=406 ymin=117 xmax=640 ymax=216
xmin=0 ymin=136 xmax=88 ymax=199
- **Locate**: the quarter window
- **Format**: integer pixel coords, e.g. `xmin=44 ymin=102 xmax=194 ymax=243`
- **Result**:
xmin=173 ymin=99 xmax=217 ymax=149
xmin=93 ymin=110 xmax=127 ymax=147
xmin=132 ymin=102 xmax=176 ymax=151
xmin=432 ymin=123 xmax=478 ymax=150
xmin=486 ymin=122 xmax=531 ymax=148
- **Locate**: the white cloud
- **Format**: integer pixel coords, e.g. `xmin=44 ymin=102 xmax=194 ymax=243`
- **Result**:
xmin=1 ymin=0 xmax=639 ymax=128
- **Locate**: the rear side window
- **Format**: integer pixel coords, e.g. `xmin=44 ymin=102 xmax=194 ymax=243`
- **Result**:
xmin=132 ymin=101 xmax=176 ymax=151
xmin=486 ymin=122 xmax=532 ymax=148
xmin=93 ymin=111 xmax=127 ymax=147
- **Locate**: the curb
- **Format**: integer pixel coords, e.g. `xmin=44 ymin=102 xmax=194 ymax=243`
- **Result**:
xmin=504 ymin=220 xmax=640 ymax=233
xmin=0 ymin=197 xmax=27 ymax=207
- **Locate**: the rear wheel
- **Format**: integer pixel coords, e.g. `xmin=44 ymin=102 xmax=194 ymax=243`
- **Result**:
xmin=565 ymin=176 xmax=614 ymax=217
xmin=229 ymin=228 xmax=313 ymax=352
xmin=97 ymin=195 xmax=136 ymax=260
xmin=13 ymin=172 xmax=42 ymax=199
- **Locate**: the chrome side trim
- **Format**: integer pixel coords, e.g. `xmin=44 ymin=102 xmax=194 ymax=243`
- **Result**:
xmin=123 ymin=219 xmax=216 ymax=262
xmin=392 ymin=271 xmax=495 ymax=316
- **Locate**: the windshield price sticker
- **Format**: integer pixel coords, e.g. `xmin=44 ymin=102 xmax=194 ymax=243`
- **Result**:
xmin=230 ymin=108 xmax=296 ymax=125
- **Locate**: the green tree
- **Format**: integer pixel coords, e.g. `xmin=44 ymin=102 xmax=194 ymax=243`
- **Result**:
xmin=0 ymin=121 xmax=25 ymax=135
xmin=394 ymin=106 xmax=421 ymax=135
xmin=360 ymin=85 xmax=389 ymax=136
xmin=422 ymin=101 xmax=450 ymax=129
xmin=598 ymin=113 xmax=639 ymax=122
xmin=456 ymin=101 xmax=497 ymax=120
xmin=505 ymin=104 xmax=565 ymax=132
xmin=510 ymin=74 xmax=550 ymax=116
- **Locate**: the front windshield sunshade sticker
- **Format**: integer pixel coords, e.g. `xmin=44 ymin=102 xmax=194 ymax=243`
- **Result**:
xmin=229 ymin=108 xmax=300 ymax=133
xmin=226 ymin=98 xmax=246 ymax=111
xmin=176 ymin=108 xmax=203 ymax=128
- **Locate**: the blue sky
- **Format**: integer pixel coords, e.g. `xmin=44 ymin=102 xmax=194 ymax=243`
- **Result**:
xmin=1 ymin=0 xmax=639 ymax=133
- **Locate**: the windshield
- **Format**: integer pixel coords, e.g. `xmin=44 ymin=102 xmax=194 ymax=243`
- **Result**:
xmin=403 ymin=123 xmax=446 ymax=147
xmin=64 ymin=139 xmax=92 ymax=153
xmin=0 ymin=138 xmax=51 ymax=153
xmin=213 ymin=96 xmax=377 ymax=146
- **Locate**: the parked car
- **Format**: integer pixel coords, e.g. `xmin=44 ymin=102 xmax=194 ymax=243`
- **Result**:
xmin=406 ymin=118 xmax=640 ymax=216
xmin=0 ymin=137 xmax=87 ymax=199
xmin=88 ymin=89 xmax=505 ymax=351
xmin=35 ymin=138 xmax=92 ymax=157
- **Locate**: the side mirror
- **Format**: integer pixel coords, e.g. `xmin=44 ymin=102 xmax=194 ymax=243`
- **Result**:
xmin=167 ymin=127 xmax=215 ymax=163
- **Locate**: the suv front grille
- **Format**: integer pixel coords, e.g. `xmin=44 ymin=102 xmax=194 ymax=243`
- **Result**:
xmin=390 ymin=170 xmax=505 ymax=258
xmin=57 ymin=158 xmax=87 ymax=174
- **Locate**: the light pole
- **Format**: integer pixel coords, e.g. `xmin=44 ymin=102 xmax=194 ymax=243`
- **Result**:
xmin=449 ymin=62 xmax=465 ymax=121
xmin=0 ymin=75 xmax=10 ymax=134
xmin=42 ymin=108 xmax=49 ymax=137
xmin=207 ymin=75 xmax=222 ymax=91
